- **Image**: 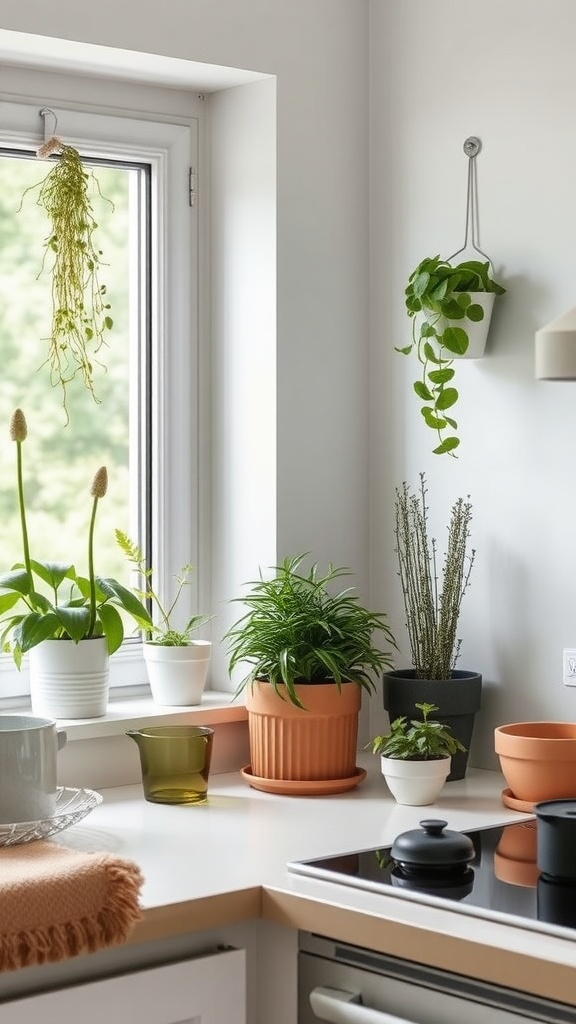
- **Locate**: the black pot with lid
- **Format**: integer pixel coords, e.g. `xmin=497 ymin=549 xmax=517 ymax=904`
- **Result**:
xmin=391 ymin=819 xmax=476 ymax=878
xmin=534 ymin=799 xmax=576 ymax=881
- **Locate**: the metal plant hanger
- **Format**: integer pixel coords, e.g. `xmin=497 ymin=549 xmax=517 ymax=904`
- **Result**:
xmin=447 ymin=136 xmax=492 ymax=267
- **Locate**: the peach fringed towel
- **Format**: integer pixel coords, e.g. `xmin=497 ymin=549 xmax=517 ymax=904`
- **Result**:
xmin=0 ymin=841 xmax=143 ymax=971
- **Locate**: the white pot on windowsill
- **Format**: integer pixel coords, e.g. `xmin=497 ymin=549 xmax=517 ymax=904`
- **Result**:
xmin=29 ymin=636 xmax=110 ymax=719
xmin=143 ymin=640 xmax=211 ymax=706
xmin=380 ymin=754 xmax=451 ymax=806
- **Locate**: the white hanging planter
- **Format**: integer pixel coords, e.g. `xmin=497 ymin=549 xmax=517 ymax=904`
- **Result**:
xmin=427 ymin=292 xmax=495 ymax=360
xmin=143 ymin=640 xmax=211 ymax=706
xmin=380 ymin=754 xmax=451 ymax=806
xmin=29 ymin=637 xmax=110 ymax=719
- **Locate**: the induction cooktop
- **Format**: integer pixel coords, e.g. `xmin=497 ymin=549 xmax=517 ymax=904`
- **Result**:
xmin=287 ymin=819 xmax=576 ymax=941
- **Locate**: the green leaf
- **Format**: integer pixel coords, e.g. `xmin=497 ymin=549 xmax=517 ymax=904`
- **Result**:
xmin=395 ymin=345 xmax=413 ymax=355
xmin=96 ymin=577 xmax=153 ymax=627
xmin=17 ymin=611 xmax=62 ymax=652
xmin=436 ymin=387 xmax=458 ymax=411
xmin=56 ymin=605 xmax=91 ymax=641
xmin=412 ymin=271 xmax=430 ymax=299
xmin=456 ymin=293 xmax=471 ymax=310
xmin=466 ymin=303 xmax=484 ymax=322
xmin=428 ymin=368 xmax=455 ymax=385
xmin=433 ymin=436 xmax=460 ymax=455
xmin=444 ymin=415 xmax=458 ymax=428
xmin=420 ymin=322 xmax=436 ymax=338
xmin=441 ymin=327 xmax=468 ymax=356
xmin=421 ymin=407 xmax=447 ymax=429
xmin=98 ymin=603 xmax=125 ymax=653
xmin=31 ymin=560 xmax=75 ymax=590
xmin=413 ymin=381 xmax=433 ymax=401
xmin=423 ymin=342 xmax=441 ymax=364
xmin=0 ymin=569 xmax=32 ymax=596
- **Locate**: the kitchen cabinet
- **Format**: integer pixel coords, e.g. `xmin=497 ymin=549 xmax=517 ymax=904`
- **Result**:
xmin=0 ymin=946 xmax=246 ymax=1024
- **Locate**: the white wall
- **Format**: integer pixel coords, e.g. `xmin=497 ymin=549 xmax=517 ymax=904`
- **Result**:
xmin=369 ymin=0 xmax=576 ymax=767
xmin=7 ymin=0 xmax=569 ymax=771
xmin=0 ymin=1 xmax=372 ymax=690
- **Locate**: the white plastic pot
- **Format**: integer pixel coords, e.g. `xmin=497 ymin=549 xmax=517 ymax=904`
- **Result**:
xmin=380 ymin=754 xmax=451 ymax=806
xmin=143 ymin=641 xmax=211 ymax=706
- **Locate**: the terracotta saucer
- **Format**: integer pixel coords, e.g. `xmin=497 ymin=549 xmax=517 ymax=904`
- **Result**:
xmin=240 ymin=765 xmax=367 ymax=796
xmin=501 ymin=787 xmax=535 ymax=813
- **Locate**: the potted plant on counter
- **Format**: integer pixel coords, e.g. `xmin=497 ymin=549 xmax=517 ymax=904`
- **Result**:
xmin=383 ymin=473 xmax=481 ymax=781
xmin=0 ymin=409 xmax=152 ymax=719
xmin=400 ymin=255 xmax=505 ymax=456
xmin=368 ymin=702 xmax=466 ymax=806
xmin=225 ymin=553 xmax=397 ymax=795
xmin=117 ymin=531 xmax=212 ymax=706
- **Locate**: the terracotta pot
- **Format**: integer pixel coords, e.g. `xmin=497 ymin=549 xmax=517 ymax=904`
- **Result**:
xmin=245 ymin=681 xmax=360 ymax=783
xmin=494 ymin=821 xmax=538 ymax=888
xmin=495 ymin=722 xmax=576 ymax=803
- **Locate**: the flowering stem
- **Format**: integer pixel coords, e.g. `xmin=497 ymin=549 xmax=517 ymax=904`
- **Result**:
xmin=16 ymin=439 xmax=32 ymax=581
xmin=87 ymin=494 xmax=98 ymax=638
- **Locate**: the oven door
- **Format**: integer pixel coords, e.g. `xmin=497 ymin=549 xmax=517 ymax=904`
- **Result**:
xmin=298 ymin=934 xmax=573 ymax=1024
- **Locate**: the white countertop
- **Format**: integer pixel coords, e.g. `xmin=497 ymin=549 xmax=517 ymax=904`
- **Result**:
xmin=55 ymin=755 xmax=576 ymax=1004
xmin=60 ymin=754 xmax=527 ymax=906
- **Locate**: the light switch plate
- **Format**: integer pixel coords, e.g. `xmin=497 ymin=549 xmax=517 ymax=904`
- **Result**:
xmin=563 ymin=648 xmax=576 ymax=686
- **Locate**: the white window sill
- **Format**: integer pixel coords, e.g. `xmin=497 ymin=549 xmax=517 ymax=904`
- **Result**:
xmin=7 ymin=690 xmax=248 ymax=742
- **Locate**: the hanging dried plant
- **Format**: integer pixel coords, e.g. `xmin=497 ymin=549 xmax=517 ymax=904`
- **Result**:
xmin=20 ymin=137 xmax=114 ymax=420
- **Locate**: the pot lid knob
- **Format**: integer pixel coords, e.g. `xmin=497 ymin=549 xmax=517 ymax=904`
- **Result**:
xmin=391 ymin=818 xmax=476 ymax=869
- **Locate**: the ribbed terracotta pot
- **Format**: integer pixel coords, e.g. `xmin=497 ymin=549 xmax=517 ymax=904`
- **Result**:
xmin=495 ymin=722 xmax=576 ymax=803
xmin=245 ymin=681 xmax=360 ymax=783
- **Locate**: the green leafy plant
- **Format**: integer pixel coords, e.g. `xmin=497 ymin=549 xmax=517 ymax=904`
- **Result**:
xmin=368 ymin=702 xmax=466 ymax=760
xmin=394 ymin=474 xmax=475 ymax=680
xmin=399 ymin=255 xmax=505 ymax=456
xmin=0 ymin=409 xmax=151 ymax=666
xmin=21 ymin=140 xmax=114 ymax=419
xmin=225 ymin=553 xmax=397 ymax=708
xmin=116 ymin=530 xmax=211 ymax=646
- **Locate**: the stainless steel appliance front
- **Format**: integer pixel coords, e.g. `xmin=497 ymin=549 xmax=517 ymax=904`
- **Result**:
xmin=298 ymin=932 xmax=574 ymax=1024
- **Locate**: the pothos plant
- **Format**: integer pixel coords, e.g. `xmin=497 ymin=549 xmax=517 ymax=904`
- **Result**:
xmin=399 ymin=255 xmax=505 ymax=456
xmin=20 ymin=138 xmax=114 ymax=420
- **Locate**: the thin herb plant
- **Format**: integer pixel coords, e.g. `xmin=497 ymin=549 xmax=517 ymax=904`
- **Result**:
xmin=116 ymin=530 xmax=210 ymax=645
xmin=394 ymin=474 xmax=475 ymax=680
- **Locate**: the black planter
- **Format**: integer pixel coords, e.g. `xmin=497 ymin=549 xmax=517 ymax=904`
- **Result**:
xmin=382 ymin=669 xmax=482 ymax=781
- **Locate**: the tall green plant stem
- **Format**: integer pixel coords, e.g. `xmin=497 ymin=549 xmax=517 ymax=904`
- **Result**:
xmin=394 ymin=474 xmax=475 ymax=680
xmin=10 ymin=409 xmax=37 ymax=613
xmin=87 ymin=467 xmax=107 ymax=638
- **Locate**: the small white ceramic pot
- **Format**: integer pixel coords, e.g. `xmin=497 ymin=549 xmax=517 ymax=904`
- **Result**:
xmin=29 ymin=637 xmax=110 ymax=719
xmin=143 ymin=640 xmax=211 ymax=706
xmin=380 ymin=755 xmax=451 ymax=806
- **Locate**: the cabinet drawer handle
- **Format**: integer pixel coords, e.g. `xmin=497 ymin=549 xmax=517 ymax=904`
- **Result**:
xmin=310 ymin=986 xmax=420 ymax=1024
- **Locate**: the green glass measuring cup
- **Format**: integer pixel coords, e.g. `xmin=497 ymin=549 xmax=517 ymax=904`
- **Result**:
xmin=127 ymin=725 xmax=214 ymax=805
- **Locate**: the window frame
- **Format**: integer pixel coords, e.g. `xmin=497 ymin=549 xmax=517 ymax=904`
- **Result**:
xmin=0 ymin=93 xmax=203 ymax=698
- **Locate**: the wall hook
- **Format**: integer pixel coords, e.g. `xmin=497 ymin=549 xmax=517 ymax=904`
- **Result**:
xmin=37 ymin=107 xmax=62 ymax=158
xmin=39 ymin=107 xmax=58 ymax=142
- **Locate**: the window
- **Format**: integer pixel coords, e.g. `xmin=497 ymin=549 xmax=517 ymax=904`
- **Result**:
xmin=0 ymin=85 xmax=203 ymax=697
